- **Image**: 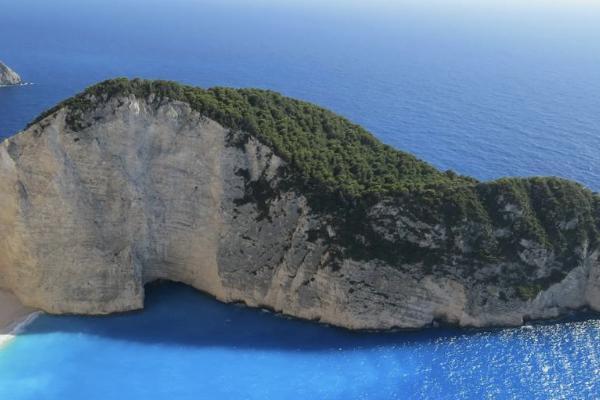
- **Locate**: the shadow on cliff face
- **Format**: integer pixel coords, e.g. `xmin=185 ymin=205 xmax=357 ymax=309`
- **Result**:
xmin=18 ymin=282 xmax=597 ymax=351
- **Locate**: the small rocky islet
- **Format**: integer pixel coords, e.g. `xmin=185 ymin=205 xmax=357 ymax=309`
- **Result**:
xmin=0 ymin=61 xmax=22 ymax=86
xmin=0 ymin=78 xmax=598 ymax=330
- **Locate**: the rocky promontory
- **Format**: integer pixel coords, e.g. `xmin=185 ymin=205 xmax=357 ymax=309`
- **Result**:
xmin=0 ymin=78 xmax=598 ymax=330
xmin=0 ymin=61 xmax=22 ymax=86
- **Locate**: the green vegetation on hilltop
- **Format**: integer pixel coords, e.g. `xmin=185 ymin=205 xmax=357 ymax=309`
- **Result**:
xmin=31 ymin=78 xmax=470 ymax=198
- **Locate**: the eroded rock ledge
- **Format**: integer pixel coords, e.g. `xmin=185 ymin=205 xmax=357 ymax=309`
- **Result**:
xmin=0 ymin=79 xmax=598 ymax=330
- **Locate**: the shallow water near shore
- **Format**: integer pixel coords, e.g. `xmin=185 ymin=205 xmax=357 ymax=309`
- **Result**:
xmin=0 ymin=283 xmax=598 ymax=399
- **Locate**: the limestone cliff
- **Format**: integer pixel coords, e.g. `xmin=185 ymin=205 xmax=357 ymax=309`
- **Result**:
xmin=0 ymin=61 xmax=22 ymax=86
xmin=0 ymin=78 xmax=598 ymax=329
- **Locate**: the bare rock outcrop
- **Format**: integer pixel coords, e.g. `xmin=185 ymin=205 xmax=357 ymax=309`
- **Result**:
xmin=0 ymin=61 xmax=22 ymax=86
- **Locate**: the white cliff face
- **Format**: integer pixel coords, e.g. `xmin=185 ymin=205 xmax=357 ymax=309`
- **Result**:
xmin=0 ymin=96 xmax=598 ymax=330
xmin=0 ymin=61 xmax=22 ymax=86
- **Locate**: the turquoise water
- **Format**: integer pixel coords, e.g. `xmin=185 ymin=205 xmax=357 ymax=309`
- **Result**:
xmin=1 ymin=0 xmax=600 ymax=398
xmin=1 ymin=283 xmax=599 ymax=399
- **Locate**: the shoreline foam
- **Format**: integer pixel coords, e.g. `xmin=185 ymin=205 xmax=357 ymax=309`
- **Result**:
xmin=0 ymin=82 xmax=34 ymax=88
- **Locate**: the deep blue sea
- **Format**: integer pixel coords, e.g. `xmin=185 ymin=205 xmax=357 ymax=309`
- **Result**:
xmin=1 ymin=0 xmax=599 ymax=398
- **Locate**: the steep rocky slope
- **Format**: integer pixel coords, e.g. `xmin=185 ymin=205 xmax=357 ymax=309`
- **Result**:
xmin=0 ymin=61 xmax=22 ymax=86
xmin=0 ymin=79 xmax=598 ymax=329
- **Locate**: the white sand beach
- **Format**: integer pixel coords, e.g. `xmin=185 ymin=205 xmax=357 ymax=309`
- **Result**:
xmin=0 ymin=289 xmax=39 ymax=348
